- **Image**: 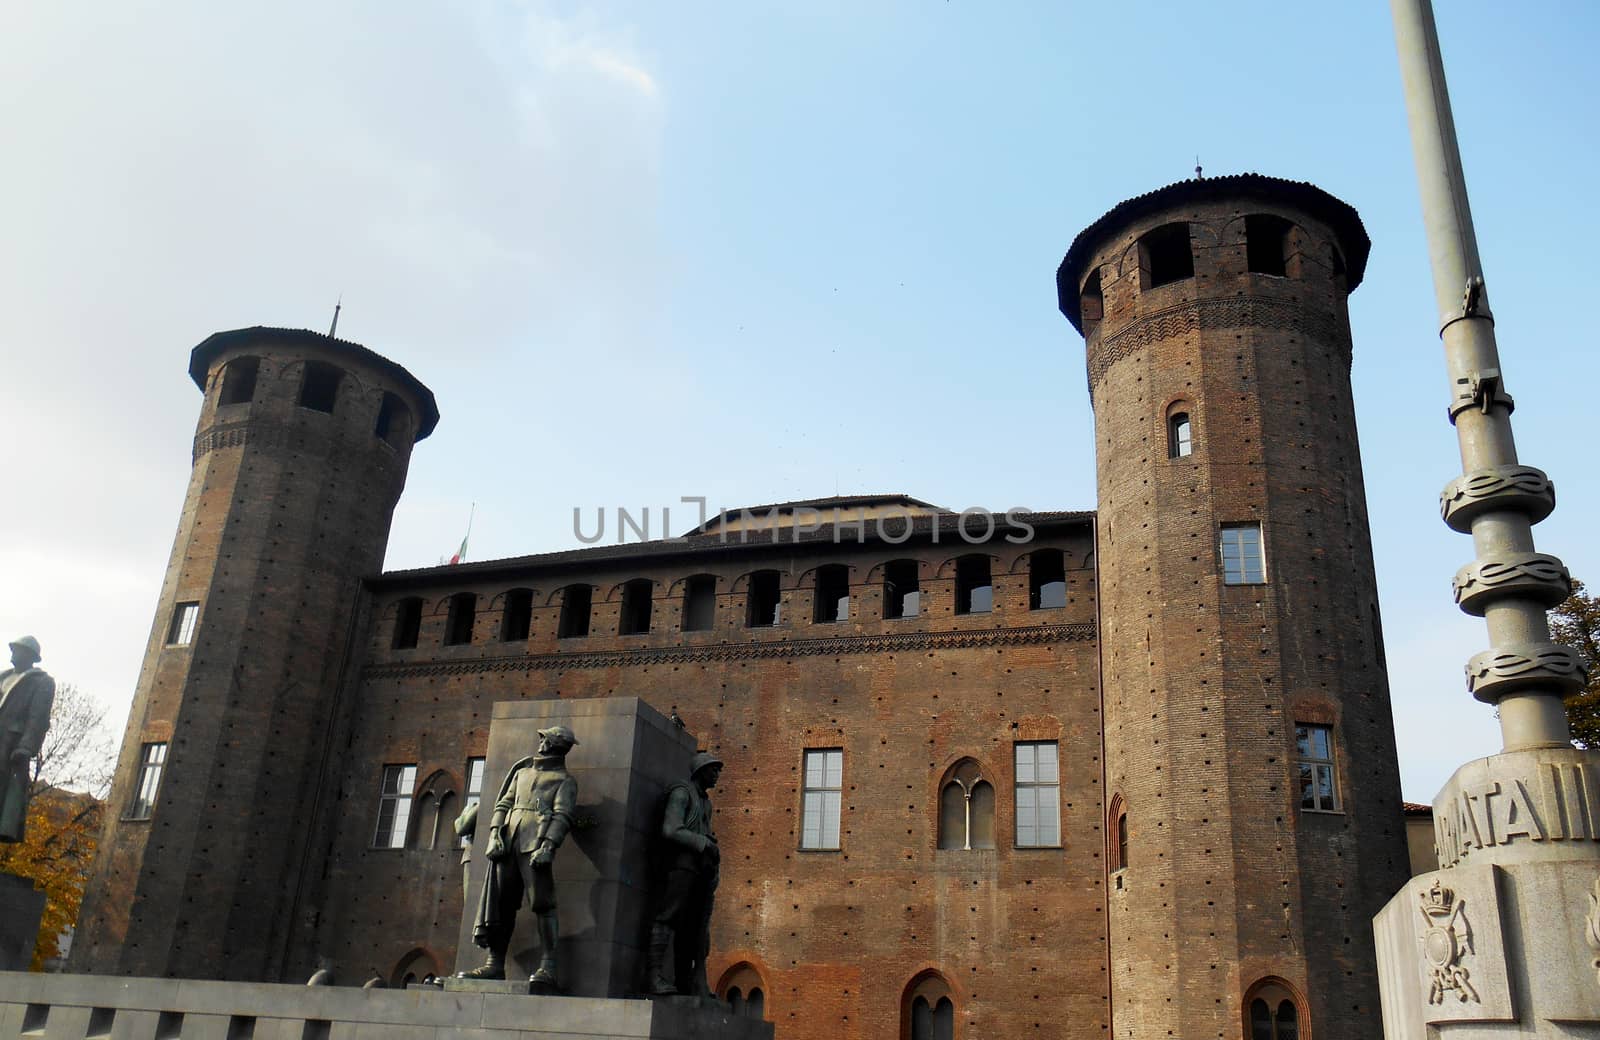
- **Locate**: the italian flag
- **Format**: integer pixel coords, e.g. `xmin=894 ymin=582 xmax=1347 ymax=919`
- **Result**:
xmin=448 ymin=504 xmax=474 ymax=565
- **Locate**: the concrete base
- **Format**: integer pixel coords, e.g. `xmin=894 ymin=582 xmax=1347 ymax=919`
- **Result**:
xmin=1375 ymin=748 xmax=1600 ymax=1038
xmin=0 ymin=970 xmax=773 ymax=1040
xmin=0 ymin=871 xmax=45 ymax=971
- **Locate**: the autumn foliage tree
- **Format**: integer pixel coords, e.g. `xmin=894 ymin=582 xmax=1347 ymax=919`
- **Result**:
xmin=1552 ymin=579 xmax=1600 ymax=749
xmin=0 ymin=682 xmax=112 ymax=969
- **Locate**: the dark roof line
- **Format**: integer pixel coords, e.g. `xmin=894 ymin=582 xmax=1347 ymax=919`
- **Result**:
xmin=370 ymin=509 xmax=1095 ymax=587
xmin=685 ymin=494 xmax=945 ymax=535
xmin=1055 ymin=173 xmax=1372 ymax=333
xmin=188 ymin=326 xmax=441 ymax=440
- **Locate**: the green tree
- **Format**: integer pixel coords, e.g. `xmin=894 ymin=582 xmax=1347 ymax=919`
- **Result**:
xmin=1552 ymin=579 xmax=1600 ymax=748
xmin=0 ymin=682 xmax=111 ymax=969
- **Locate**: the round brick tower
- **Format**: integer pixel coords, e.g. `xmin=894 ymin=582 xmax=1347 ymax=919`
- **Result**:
xmin=1057 ymin=176 xmax=1410 ymax=1039
xmin=73 ymin=327 xmax=437 ymax=981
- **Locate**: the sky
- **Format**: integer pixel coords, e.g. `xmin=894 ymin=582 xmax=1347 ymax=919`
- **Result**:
xmin=0 ymin=1 xmax=1595 ymax=804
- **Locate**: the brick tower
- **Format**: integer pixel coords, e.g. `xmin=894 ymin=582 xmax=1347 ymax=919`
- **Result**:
xmin=72 ymin=327 xmax=437 ymax=981
xmin=1057 ymin=176 xmax=1409 ymax=1039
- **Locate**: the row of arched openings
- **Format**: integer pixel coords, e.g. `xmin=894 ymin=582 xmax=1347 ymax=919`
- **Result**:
xmin=215 ymin=355 xmax=413 ymax=449
xmin=391 ymin=549 xmax=1084 ymax=650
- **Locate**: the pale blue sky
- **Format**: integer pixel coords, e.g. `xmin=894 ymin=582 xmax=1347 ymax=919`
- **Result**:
xmin=1 ymin=2 xmax=1594 ymax=802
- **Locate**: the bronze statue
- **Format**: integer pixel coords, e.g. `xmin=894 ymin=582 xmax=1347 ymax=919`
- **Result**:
xmin=647 ymin=750 xmax=722 ymax=997
xmin=461 ymin=726 xmax=579 ymax=986
xmin=0 ymin=637 xmax=54 ymax=844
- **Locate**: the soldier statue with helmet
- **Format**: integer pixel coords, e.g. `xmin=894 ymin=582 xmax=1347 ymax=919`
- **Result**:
xmin=460 ymin=724 xmax=580 ymax=988
xmin=0 ymin=636 xmax=54 ymax=844
xmin=648 ymin=749 xmax=723 ymax=996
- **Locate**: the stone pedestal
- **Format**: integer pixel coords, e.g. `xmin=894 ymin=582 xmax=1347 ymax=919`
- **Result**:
xmin=1375 ymin=748 xmax=1600 ymax=1037
xmin=0 ymin=871 xmax=45 ymax=971
xmin=454 ymin=697 xmax=697 ymax=998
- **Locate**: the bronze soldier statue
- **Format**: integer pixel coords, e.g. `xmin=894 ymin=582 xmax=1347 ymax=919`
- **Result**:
xmin=461 ymin=725 xmax=579 ymax=986
xmin=648 ymin=750 xmax=722 ymax=996
xmin=0 ymin=637 xmax=54 ymax=844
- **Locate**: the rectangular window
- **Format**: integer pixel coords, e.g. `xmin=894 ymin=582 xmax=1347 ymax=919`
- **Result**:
xmin=373 ymin=764 xmax=418 ymax=849
xmin=500 ymin=588 xmax=533 ymax=642
xmin=444 ymin=593 xmax=476 ymax=646
xmin=1221 ymin=523 xmax=1266 ymax=585
xmin=298 ymin=361 xmax=341 ymax=413
xmin=558 ymin=585 xmax=591 ymax=638
xmin=747 ymin=570 xmax=782 ymax=628
xmin=128 ymin=742 xmax=168 ymax=820
xmin=955 ymin=555 xmax=992 ymax=615
xmin=620 ymin=579 xmax=653 ymax=635
xmin=1014 ymin=741 xmax=1060 ymax=847
xmin=884 ymin=560 xmax=920 ymax=619
xmin=1295 ymin=724 xmax=1339 ymax=812
xmin=167 ymin=602 xmax=199 ymax=646
xmin=218 ymin=358 xmax=259 ymax=406
xmin=392 ymin=597 xmax=422 ymax=650
xmin=800 ymin=749 xmax=843 ymax=850
xmin=814 ymin=564 xmax=850 ymax=623
xmin=682 ymin=574 xmax=716 ymax=632
xmin=1029 ymin=550 xmax=1067 ymax=610
xmin=459 ymin=757 xmax=486 ymax=848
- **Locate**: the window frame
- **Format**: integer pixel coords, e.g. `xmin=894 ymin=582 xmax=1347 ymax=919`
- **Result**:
xmin=127 ymin=742 xmax=168 ymax=821
xmin=800 ymin=748 xmax=843 ymax=851
xmin=1013 ymin=741 xmax=1061 ymax=848
xmin=1295 ymin=723 xmax=1340 ymax=813
xmin=1168 ymin=412 xmax=1193 ymax=458
xmin=166 ymin=601 xmax=200 ymax=647
xmin=1220 ymin=523 xmax=1266 ymax=585
xmin=373 ymin=763 xmax=418 ymax=849
xmin=459 ymin=756 xmax=486 ymax=848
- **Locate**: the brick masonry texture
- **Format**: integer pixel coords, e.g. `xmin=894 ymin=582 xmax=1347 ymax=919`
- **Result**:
xmin=73 ymin=177 xmax=1411 ymax=1040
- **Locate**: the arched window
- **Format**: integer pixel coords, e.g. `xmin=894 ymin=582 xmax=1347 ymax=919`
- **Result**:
xmin=392 ymin=597 xmax=422 ymax=650
xmin=747 ymin=570 xmax=782 ymax=627
xmin=1169 ymin=412 xmax=1193 ymax=458
xmin=682 ymin=574 xmax=716 ymax=632
xmin=1243 ymin=979 xmax=1304 ymax=1040
xmin=1140 ymin=222 xmax=1193 ymax=288
xmin=1080 ymin=267 xmax=1103 ymax=331
xmin=298 ymin=361 xmax=343 ymax=413
xmin=218 ymin=357 xmax=260 ymax=406
xmin=1108 ymin=793 xmax=1129 ymax=872
xmin=902 ymin=973 xmax=956 ymax=1040
xmin=500 ymin=588 xmax=533 ymax=642
xmin=938 ymin=759 xmax=995 ymax=850
xmin=1029 ymin=549 xmax=1066 ymax=610
xmin=557 ymin=584 xmax=592 ymax=638
xmin=718 ymin=963 xmax=769 ymax=1020
xmin=619 ymin=579 xmax=653 ymax=635
xmin=814 ymin=564 xmax=850 ymax=623
xmin=444 ymin=592 xmax=476 ymax=646
xmin=375 ymin=391 xmax=412 ymax=448
xmin=1245 ymin=213 xmax=1294 ymax=277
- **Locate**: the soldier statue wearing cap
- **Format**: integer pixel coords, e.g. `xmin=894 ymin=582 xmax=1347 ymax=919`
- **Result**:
xmin=461 ymin=725 xmax=579 ymax=987
xmin=0 ymin=637 xmax=54 ymax=843
xmin=647 ymin=749 xmax=723 ymax=996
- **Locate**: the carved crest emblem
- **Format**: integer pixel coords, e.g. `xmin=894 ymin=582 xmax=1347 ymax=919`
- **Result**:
xmin=1584 ymin=877 xmax=1600 ymax=985
xmin=1418 ymin=880 xmax=1480 ymax=1005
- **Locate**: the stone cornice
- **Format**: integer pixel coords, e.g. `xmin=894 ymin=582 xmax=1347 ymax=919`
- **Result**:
xmin=362 ymin=621 xmax=1097 ymax=680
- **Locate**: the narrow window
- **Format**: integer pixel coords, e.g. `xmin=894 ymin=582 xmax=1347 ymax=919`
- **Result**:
xmin=746 ymin=989 xmax=765 ymax=1020
xmin=1221 ymin=523 xmax=1265 ymax=585
xmin=167 ymin=601 xmax=199 ymax=646
xmin=1245 ymin=985 xmax=1303 ymax=1040
xmin=298 ymin=361 xmax=342 ymax=413
xmin=1251 ymin=1000 xmax=1273 ymax=1040
xmin=218 ymin=358 xmax=259 ymax=406
xmin=905 ymin=977 xmax=957 ymax=1040
xmin=682 ymin=574 xmax=716 ymax=632
xmin=619 ymin=578 xmax=653 ymax=635
xmin=558 ymin=585 xmax=591 ymax=638
xmin=1168 ymin=412 xmax=1193 ymax=458
xmin=459 ymin=757 xmax=485 ymax=848
xmin=938 ymin=759 xmax=995 ymax=851
xmin=375 ymin=392 xmax=411 ymax=448
xmin=884 ymin=559 xmax=921 ymax=619
xmin=1275 ymin=1001 xmax=1299 ymax=1040
xmin=1029 ymin=550 xmax=1066 ymax=610
xmin=500 ymin=588 xmax=533 ymax=642
xmin=729 ymin=988 xmax=743 ymax=1015
xmin=954 ymin=555 xmax=992 ymax=615
xmin=1108 ymin=795 xmax=1128 ymax=872
xmin=814 ymin=564 xmax=850 ymax=623
xmin=1295 ymin=724 xmax=1339 ymax=811
xmin=373 ymin=764 xmax=417 ymax=849
xmin=1080 ymin=267 xmax=1103 ymax=328
xmin=801 ymin=749 xmax=843 ymax=850
xmin=444 ymin=592 xmax=476 ymax=646
xmin=1140 ymin=222 xmax=1193 ymax=288
xmin=1014 ymin=741 xmax=1060 ymax=847
xmin=392 ymin=597 xmax=422 ymax=650
xmin=128 ymin=742 xmax=168 ymax=820
xmin=1117 ymin=810 xmax=1129 ymax=869
xmin=747 ymin=570 xmax=782 ymax=628
xmin=1246 ymin=213 xmax=1294 ymax=277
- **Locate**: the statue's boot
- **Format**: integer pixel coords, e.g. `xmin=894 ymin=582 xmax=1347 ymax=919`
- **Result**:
xmin=458 ymin=945 xmax=507 ymax=980
xmin=530 ymin=913 xmax=558 ymax=986
xmin=646 ymin=923 xmax=676 ymax=995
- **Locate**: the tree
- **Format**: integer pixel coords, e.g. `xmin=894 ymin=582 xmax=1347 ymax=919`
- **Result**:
xmin=0 ymin=682 xmax=112 ymax=969
xmin=1552 ymin=579 xmax=1600 ymax=749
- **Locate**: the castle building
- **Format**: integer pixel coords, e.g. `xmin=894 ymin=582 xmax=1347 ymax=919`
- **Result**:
xmin=72 ymin=174 xmax=1410 ymax=1040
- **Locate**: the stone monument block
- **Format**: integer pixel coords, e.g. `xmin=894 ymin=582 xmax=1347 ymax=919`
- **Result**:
xmin=453 ymin=696 xmax=696 ymax=997
xmin=0 ymin=871 xmax=45 ymax=971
